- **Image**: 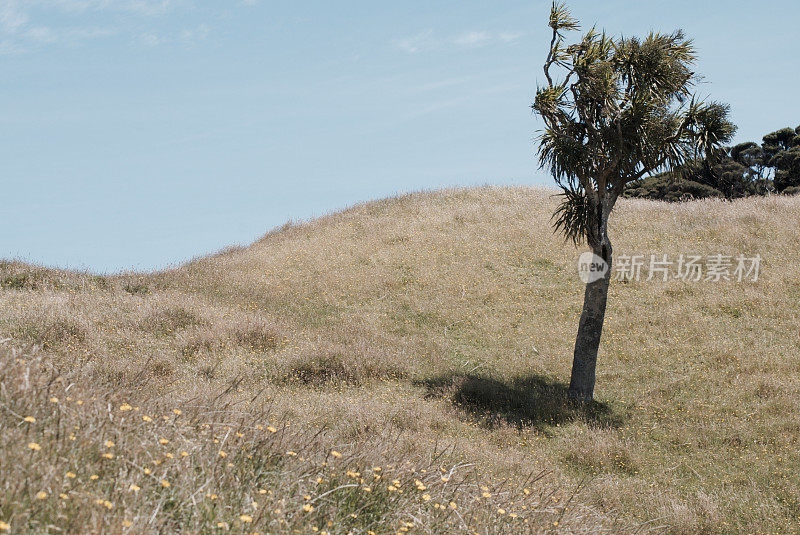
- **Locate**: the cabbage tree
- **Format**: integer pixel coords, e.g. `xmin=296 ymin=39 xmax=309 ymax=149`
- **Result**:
xmin=532 ymin=3 xmax=736 ymax=402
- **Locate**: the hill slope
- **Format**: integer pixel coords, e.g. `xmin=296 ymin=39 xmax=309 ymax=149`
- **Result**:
xmin=2 ymin=187 xmax=799 ymax=533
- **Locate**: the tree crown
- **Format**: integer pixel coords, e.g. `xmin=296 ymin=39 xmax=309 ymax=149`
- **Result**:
xmin=533 ymin=2 xmax=736 ymax=244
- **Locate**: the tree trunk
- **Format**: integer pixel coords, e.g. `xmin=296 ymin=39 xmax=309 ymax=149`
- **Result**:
xmin=568 ymin=257 xmax=611 ymax=402
xmin=566 ymin=186 xmax=617 ymax=403
xmin=568 ymin=201 xmax=613 ymax=403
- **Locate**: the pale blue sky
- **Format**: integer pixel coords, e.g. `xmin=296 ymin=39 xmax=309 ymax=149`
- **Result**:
xmin=2 ymin=0 xmax=798 ymax=273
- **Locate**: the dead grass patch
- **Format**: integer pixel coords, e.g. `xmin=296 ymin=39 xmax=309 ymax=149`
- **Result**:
xmin=232 ymin=322 xmax=283 ymax=352
xmin=561 ymin=427 xmax=639 ymax=475
xmin=277 ymin=348 xmax=406 ymax=386
xmin=139 ymin=307 xmax=203 ymax=336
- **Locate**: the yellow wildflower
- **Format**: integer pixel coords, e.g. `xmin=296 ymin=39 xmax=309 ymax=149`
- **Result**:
xmin=23 ymin=416 xmax=35 ymax=423
xmin=28 ymin=442 xmax=41 ymax=451
xmin=239 ymin=515 xmax=253 ymax=523
xmin=36 ymin=491 xmax=48 ymax=500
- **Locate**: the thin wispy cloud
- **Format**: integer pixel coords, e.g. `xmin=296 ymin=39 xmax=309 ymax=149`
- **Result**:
xmin=25 ymin=24 xmax=116 ymax=45
xmin=0 ymin=0 xmax=225 ymax=54
xmin=138 ymin=23 xmax=209 ymax=48
xmin=0 ymin=1 xmax=29 ymax=32
xmin=498 ymin=31 xmax=523 ymax=43
xmin=394 ymin=29 xmax=525 ymax=54
xmin=35 ymin=0 xmax=182 ymax=16
xmin=392 ymin=29 xmax=434 ymax=54
xmin=0 ymin=38 xmax=23 ymax=54
xmin=0 ymin=0 xmax=119 ymax=51
xmin=452 ymin=31 xmax=492 ymax=48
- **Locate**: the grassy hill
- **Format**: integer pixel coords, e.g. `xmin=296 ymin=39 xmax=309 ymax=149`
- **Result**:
xmin=2 ymin=187 xmax=799 ymax=533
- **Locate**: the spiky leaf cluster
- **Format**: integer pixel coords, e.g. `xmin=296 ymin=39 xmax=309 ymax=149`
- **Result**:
xmin=533 ymin=2 xmax=736 ymax=245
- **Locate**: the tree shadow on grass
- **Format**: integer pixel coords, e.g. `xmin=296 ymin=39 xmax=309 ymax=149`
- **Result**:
xmin=417 ymin=373 xmax=621 ymax=434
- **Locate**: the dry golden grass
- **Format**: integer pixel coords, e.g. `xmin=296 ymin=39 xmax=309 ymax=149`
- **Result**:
xmin=2 ymin=346 xmax=606 ymax=534
xmin=1 ymin=186 xmax=799 ymax=533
